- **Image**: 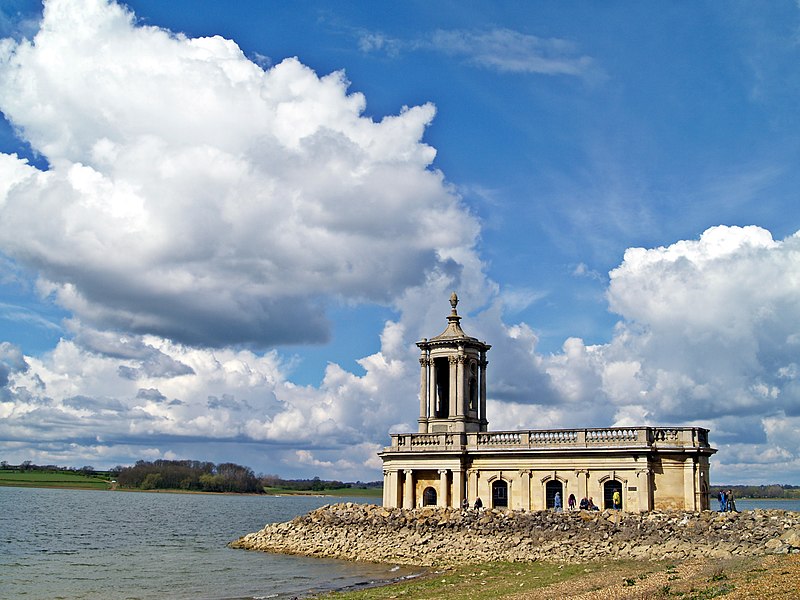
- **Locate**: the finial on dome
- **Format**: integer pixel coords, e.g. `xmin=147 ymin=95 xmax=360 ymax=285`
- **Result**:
xmin=450 ymin=291 xmax=459 ymax=314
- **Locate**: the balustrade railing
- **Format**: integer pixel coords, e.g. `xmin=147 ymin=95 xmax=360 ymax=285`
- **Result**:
xmin=387 ymin=426 xmax=709 ymax=452
xmin=586 ymin=428 xmax=638 ymax=443
xmin=478 ymin=432 xmax=521 ymax=445
xmin=530 ymin=430 xmax=578 ymax=444
xmin=410 ymin=434 xmax=442 ymax=446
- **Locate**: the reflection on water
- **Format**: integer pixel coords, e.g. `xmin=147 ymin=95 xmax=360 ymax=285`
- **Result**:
xmin=0 ymin=487 xmax=417 ymax=600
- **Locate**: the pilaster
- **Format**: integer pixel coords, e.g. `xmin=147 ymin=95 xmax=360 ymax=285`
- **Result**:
xmin=452 ymin=469 xmax=465 ymax=508
xmin=519 ymin=469 xmax=531 ymax=510
xmin=636 ymin=468 xmax=651 ymax=512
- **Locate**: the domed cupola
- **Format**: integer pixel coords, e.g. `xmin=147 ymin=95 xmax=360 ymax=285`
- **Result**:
xmin=416 ymin=292 xmax=491 ymax=433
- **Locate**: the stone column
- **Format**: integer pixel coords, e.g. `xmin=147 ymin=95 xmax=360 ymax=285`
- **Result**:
xmin=453 ymin=469 xmax=464 ymax=508
xmin=438 ymin=469 xmax=449 ymax=508
xmin=698 ymin=459 xmax=709 ymax=511
xmin=403 ymin=470 xmax=414 ymax=509
xmin=468 ymin=469 xmax=478 ymax=505
xmin=479 ymin=352 xmax=488 ymax=430
xmin=384 ymin=470 xmax=401 ymax=508
xmin=448 ymin=355 xmax=457 ymax=418
xmin=684 ymin=457 xmax=696 ymax=511
xmin=455 ymin=349 xmax=464 ymax=417
xmin=418 ymin=354 xmax=428 ymax=433
xmin=419 ymin=351 xmax=429 ymax=433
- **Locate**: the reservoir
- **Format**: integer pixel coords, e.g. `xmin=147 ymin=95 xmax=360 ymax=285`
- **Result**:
xmin=3 ymin=486 xmax=798 ymax=599
xmin=0 ymin=486 xmax=417 ymax=600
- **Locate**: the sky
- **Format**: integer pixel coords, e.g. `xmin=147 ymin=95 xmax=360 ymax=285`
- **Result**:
xmin=0 ymin=0 xmax=799 ymax=484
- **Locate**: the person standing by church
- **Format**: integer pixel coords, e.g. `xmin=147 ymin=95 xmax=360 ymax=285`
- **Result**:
xmin=554 ymin=491 xmax=562 ymax=512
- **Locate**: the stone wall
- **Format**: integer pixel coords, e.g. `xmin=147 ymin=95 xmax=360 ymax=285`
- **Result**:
xmin=230 ymin=503 xmax=800 ymax=567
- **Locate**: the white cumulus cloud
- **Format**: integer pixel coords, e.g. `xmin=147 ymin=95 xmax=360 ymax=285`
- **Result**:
xmin=0 ymin=0 xmax=478 ymax=348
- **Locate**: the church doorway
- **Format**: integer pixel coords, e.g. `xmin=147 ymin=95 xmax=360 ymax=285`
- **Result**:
xmin=604 ymin=480 xmax=623 ymax=509
xmin=545 ymin=480 xmax=563 ymax=509
xmin=491 ymin=480 xmax=508 ymax=508
xmin=422 ymin=487 xmax=437 ymax=506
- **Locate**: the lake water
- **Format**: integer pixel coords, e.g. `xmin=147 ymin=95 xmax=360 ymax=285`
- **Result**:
xmin=3 ymin=489 xmax=798 ymax=600
xmin=722 ymin=498 xmax=800 ymax=512
xmin=0 ymin=487 xmax=419 ymax=600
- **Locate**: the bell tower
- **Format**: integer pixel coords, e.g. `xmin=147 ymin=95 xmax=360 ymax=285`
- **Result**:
xmin=417 ymin=292 xmax=491 ymax=434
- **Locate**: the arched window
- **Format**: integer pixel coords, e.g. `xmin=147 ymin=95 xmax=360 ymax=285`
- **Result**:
xmin=604 ymin=480 xmax=623 ymax=510
xmin=422 ymin=487 xmax=437 ymax=506
xmin=491 ymin=479 xmax=508 ymax=508
xmin=545 ymin=480 xmax=563 ymax=509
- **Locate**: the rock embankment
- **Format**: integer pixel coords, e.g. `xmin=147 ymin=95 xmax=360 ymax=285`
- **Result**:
xmin=230 ymin=503 xmax=800 ymax=567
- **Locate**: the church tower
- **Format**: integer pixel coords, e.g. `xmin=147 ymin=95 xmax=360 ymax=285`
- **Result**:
xmin=416 ymin=292 xmax=491 ymax=434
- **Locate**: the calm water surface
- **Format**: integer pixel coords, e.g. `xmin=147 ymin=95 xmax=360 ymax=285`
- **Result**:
xmin=4 ymin=488 xmax=798 ymax=599
xmin=0 ymin=487 xmax=417 ymax=600
xmin=726 ymin=498 xmax=800 ymax=512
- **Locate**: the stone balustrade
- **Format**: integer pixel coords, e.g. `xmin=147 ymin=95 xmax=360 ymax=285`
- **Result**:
xmin=387 ymin=426 xmax=710 ymax=453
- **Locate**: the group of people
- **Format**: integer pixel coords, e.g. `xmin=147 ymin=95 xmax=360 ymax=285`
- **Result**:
xmin=462 ymin=490 xmax=623 ymax=511
xmin=462 ymin=497 xmax=483 ymax=509
xmin=717 ymin=489 xmax=737 ymax=512
xmin=575 ymin=495 xmax=599 ymax=511
xmin=553 ymin=491 xmax=621 ymax=511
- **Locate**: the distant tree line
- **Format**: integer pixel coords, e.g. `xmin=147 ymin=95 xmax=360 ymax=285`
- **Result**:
xmin=710 ymin=484 xmax=800 ymax=499
xmin=1 ymin=460 xmax=107 ymax=477
xmin=260 ymin=474 xmax=381 ymax=491
xmin=116 ymin=460 xmax=262 ymax=493
xmin=2 ymin=459 xmax=382 ymax=493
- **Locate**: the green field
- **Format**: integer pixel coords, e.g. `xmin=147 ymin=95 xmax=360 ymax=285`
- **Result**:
xmin=0 ymin=470 xmax=112 ymax=490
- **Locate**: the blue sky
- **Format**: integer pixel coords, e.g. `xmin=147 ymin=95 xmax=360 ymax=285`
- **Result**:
xmin=1 ymin=0 xmax=799 ymax=483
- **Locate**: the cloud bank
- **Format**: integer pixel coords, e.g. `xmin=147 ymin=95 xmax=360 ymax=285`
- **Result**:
xmin=0 ymin=0 xmax=478 ymax=348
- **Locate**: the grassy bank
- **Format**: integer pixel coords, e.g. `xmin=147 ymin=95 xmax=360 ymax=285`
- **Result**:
xmin=322 ymin=554 xmax=800 ymax=599
xmin=0 ymin=472 xmax=383 ymax=497
xmin=0 ymin=469 xmax=112 ymax=490
xmin=326 ymin=560 xmax=594 ymax=600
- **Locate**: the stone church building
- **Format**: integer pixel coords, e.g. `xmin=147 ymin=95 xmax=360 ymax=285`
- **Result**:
xmin=379 ymin=293 xmax=715 ymax=512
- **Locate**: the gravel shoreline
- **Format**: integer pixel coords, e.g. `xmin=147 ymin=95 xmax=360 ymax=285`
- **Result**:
xmin=230 ymin=503 xmax=800 ymax=567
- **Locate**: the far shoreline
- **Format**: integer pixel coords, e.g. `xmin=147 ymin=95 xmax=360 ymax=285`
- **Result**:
xmin=0 ymin=481 xmax=382 ymax=497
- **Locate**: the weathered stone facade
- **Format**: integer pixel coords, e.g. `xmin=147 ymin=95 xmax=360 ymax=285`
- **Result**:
xmin=379 ymin=294 xmax=716 ymax=512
